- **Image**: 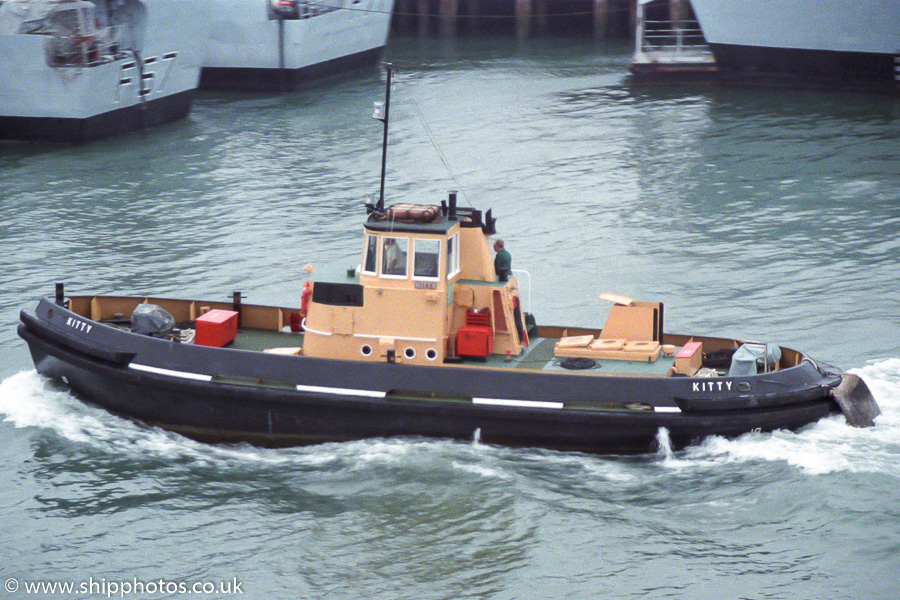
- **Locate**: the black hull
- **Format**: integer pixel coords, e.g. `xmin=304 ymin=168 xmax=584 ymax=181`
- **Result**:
xmin=0 ymin=90 xmax=195 ymax=144
xmin=18 ymin=299 xmax=844 ymax=453
xmin=199 ymin=47 xmax=384 ymax=92
xmin=710 ymin=44 xmax=900 ymax=93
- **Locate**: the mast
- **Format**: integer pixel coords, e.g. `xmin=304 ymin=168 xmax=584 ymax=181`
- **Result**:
xmin=375 ymin=63 xmax=393 ymax=213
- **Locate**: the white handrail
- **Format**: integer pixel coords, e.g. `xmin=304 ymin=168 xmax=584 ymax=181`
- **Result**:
xmin=512 ymin=269 xmax=532 ymax=314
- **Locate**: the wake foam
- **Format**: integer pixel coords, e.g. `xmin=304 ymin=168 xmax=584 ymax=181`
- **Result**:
xmin=668 ymin=358 xmax=900 ymax=475
xmin=0 ymin=370 xmax=407 ymax=469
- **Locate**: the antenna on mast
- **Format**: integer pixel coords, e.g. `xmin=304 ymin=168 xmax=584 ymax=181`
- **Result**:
xmin=372 ymin=63 xmax=393 ymax=214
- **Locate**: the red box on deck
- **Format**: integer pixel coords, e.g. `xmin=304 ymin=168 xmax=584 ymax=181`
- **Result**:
xmin=456 ymin=326 xmax=493 ymax=358
xmin=195 ymin=309 xmax=238 ymax=347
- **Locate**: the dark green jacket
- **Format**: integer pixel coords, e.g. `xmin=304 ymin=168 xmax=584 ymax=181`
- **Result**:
xmin=494 ymin=248 xmax=511 ymax=281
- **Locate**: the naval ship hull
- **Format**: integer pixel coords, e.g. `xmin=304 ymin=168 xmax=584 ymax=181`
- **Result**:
xmin=0 ymin=0 xmax=206 ymax=143
xmin=200 ymin=0 xmax=394 ymax=91
xmin=0 ymin=90 xmax=193 ymax=143
xmin=689 ymin=0 xmax=900 ymax=92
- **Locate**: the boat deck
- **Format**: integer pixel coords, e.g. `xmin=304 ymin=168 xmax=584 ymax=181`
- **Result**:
xmin=231 ymin=328 xmax=678 ymax=376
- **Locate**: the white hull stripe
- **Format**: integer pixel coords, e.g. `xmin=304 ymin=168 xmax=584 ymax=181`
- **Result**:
xmin=127 ymin=364 xmax=681 ymax=413
xmin=296 ymin=384 xmax=386 ymax=398
xmin=473 ymin=397 xmax=564 ymax=410
xmin=129 ymin=363 xmax=213 ymax=382
xmin=128 ymin=364 xmax=385 ymax=397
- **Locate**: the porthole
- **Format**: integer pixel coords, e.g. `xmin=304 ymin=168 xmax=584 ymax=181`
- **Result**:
xmin=404 ymin=347 xmax=416 ymax=360
xmin=47 ymin=308 xmax=54 ymax=318
xmin=360 ymin=344 xmax=373 ymax=357
xmin=737 ymin=381 xmax=752 ymax=392
xmin=425 ymin=348 xmax=438 ymax=361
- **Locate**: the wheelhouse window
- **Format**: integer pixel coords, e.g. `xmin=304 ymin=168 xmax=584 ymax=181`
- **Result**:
xmin=362 ymin=234 xmax=378 ymax=275
xmin=446 ymin=233 xmax=460 ymax=279
xmin=381 ymin=237 xmax=408 ymax=278
xmin=413 ymin=239 xmax=440 ymax=280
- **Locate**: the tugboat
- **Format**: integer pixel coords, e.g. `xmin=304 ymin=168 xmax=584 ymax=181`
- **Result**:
xmin=17 ymin=66 xmax=880 ymax=452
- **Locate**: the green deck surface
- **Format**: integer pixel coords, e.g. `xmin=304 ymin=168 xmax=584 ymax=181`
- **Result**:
xmin=230 ymin=329 xmax=678 ymax=377
xmin=232 ymin=329 xmax=303 ymax=352
xmin=488 ymin=336 xmax=676 ymax=376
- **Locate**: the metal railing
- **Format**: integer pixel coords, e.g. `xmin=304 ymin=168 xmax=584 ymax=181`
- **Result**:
xmin=640 ymin=19 xmax=709 ymax=54
xmin=512 ymin=269 xmax=532 ymax=314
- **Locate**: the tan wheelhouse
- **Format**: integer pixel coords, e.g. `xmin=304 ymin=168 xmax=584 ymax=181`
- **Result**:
xmin=302 ymin=195 xmax=528 ymax=365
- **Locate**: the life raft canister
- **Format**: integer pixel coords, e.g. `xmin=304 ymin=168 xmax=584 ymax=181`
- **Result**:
xmin=301 ymin=280 xmax=312 ymax=316
xmin=290 ymin=280 xmax=312 ymax=332
xmin=379 ymin=204 xmax=442 ymax=224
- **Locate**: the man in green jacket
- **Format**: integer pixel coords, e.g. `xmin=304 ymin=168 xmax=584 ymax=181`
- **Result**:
xmin=493 ymin=239 xmax=511 ymax=282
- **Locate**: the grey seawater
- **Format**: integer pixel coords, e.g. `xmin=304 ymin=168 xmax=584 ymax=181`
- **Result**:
xmin=1 ymin=36 xmax=899 ymax=599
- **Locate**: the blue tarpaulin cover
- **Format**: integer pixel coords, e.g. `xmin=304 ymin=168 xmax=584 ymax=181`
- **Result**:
xmin=130 ymin=304 xmax=175 ymax=336
xmin=727 ymin=343 xmax=782 ymax=377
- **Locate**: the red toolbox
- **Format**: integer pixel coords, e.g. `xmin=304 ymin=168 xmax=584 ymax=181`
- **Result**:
xmin=456 ymin=309 xmax=493 ymax=358
xmin=195 ymin=309 xmax=239 ymax=347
